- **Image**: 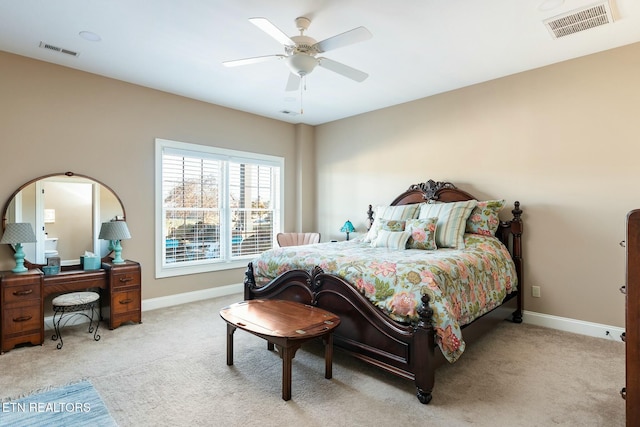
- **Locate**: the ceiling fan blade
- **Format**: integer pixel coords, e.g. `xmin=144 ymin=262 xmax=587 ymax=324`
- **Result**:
xmin=313 ymin=26 xmax=372 ymax=53
xmin=285 ymin=73 xmax=300 ymax=92
xmin=249 ymin=17 xmax=296 ymax=47
xmin=318 ymin=57 xmax=369 ymax=82
xmin=222 ymin=54 xmax=286 ymax=67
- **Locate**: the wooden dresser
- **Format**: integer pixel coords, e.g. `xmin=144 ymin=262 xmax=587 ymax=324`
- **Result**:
xmin=624 ymin=210 xmax=640 ymax=426
xmin=0 ymin=260 xmax=141 ymax=353
xmin=0 ymin=269 xmax=44 ymax=353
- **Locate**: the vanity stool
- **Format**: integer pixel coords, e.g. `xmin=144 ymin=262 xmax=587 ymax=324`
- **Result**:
xmin=51 ymin=291 xmax=101 ymax=349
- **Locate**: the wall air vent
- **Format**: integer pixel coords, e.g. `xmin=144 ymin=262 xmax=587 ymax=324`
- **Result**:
xmin=38 ymin=41 xmax=79 ymax=57
xmin=544 ymin=1 xmax=614 ymax=39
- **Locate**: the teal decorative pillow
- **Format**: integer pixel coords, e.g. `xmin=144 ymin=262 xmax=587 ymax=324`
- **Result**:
xmin=465 ymin=199 xmax=505 ymax=236
xmin=418 ymin=200 xmax=477 ymax=249
xmin=380 ymin=219 xmax=406 ymax=232
xmin=406 ymin=217 xmax=438 ymax=250
xmin=371 ymin=230 xmax=411 ymax=250
xmin=364 ymin=204 xmax=420 ymax=242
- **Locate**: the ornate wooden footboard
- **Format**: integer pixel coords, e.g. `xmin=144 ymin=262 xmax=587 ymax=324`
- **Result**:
xmin=244 ymin=180 xmax=523 ymax=404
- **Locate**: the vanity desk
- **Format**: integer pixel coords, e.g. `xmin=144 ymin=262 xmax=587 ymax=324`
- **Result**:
xmin=0 ymin=260 xmax=141 ymax=353
xmin=1 ymin=171 xmax=142 ymax=354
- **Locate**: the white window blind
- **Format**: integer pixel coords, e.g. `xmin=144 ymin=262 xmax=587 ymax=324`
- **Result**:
xmin=155 ymin=139 xmax=283 ymax=277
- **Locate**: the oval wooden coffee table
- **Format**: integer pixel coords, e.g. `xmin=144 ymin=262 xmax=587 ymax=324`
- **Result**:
xmin=219 ymin=299 xmax=340 ymax=401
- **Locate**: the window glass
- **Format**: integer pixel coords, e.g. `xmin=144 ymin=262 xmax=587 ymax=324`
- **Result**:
xmin=155 ymin=139 xmax=283 ymax=277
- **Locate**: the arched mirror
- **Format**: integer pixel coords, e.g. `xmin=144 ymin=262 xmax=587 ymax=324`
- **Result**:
xmin=2 ymin=172 xmax=125 ymax=267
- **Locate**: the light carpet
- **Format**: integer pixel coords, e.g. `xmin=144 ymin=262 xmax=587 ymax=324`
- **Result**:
xmin=0 ymin=293 xmax=626 ymax=426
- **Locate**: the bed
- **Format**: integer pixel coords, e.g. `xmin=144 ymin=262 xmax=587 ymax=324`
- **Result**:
xmin=244 ymin=180 xmax=523 ymax=404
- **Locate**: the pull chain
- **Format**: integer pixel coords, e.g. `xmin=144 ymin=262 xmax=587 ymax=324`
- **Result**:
xmin=299 ymin=76 xmax=305 ymax=115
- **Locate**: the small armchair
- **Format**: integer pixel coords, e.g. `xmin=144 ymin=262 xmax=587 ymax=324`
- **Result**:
xmin=276 ymin=232 xmax=321 ymax=247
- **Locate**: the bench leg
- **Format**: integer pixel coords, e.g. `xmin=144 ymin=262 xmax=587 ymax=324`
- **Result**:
xmin=226 ymin=324 xmax=236 ymax=366
xmin=324 ymin=333 xmax=334 ymax=379
xmin=282 ymin=346 xmax=293 ymax=401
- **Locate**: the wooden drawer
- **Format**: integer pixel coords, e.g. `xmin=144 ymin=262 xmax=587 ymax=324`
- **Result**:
xmin=3 ymin=282 xmax=41 ymax=305
xmin=111 ymin=270 xmax=141 ymax=290
xmin=111 ymin=290 xmax=141 ymax=314
xmin=2 ymin=305 xmax=42 ymax=334
xmin=108 ymin=289 xmax=141 ymax=329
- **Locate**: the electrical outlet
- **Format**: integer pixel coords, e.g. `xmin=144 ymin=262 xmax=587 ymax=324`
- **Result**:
xmin=531 ymin=286 xmax=541 ymax=298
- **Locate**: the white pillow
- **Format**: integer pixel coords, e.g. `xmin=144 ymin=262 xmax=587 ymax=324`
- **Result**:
xmin=371 ymin=230 xmax=411 ymax=250
xmin=364 ymin=204 xmax=420 ymax=242
xmin=418 ymin=200 xmax=477 ymax=249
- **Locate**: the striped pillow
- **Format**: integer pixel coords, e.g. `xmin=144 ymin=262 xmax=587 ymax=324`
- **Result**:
xmin=364 ymin=204 xmax=420 ymax=242
xmin=371 ymin=230 xmax=411 ymax=250
xmin=418 ymin=200 xmax=477 ymax=249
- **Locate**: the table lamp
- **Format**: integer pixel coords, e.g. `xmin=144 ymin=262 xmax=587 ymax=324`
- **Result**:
xmin=99 ymin=221 xmax=131 ymax=264
xmin=1 ymin=223 xmax=37 ymax=273
xmin=340 ymin=220 xmax=356 ymax=241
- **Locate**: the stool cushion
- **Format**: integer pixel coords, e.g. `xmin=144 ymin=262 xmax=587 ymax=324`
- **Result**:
xmin=52 ymin=291 xmax=100 ymax=307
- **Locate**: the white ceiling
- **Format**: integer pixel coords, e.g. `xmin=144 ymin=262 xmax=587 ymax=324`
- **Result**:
xmin=2 ymin=0 xmax=639 ymax=126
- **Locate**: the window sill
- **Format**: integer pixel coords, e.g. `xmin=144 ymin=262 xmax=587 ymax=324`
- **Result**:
xmin=155 ymin=258 xmax=251 ymax=279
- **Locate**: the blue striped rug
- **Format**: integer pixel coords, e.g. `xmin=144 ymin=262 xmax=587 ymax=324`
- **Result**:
xmin=0 ymin=380 xmax=117 ymax=427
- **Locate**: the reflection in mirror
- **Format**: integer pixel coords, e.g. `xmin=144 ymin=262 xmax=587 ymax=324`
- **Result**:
xmin=2 ymin=172 xmax=125 ymax=266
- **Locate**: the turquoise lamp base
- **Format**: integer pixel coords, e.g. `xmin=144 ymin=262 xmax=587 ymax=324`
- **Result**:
xmin=12 ymin=243 xmax=28 ymax=273
xmin=111 ymin=240 xmax=125 ymax=264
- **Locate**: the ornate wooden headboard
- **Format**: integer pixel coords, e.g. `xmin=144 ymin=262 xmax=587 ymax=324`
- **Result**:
xmin=366 ymin=180 xmax=476 ymax=228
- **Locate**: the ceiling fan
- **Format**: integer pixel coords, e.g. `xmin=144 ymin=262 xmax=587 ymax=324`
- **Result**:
xmin=223 ymin=17 xmax=372 ymax=91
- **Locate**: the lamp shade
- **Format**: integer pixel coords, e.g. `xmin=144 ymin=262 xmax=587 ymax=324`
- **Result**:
xmin=98 ymin=221 xmax=131 ymax=240
xmin=1 ymin=223 xmax=37 ymax=244
xmin=340 ymin=220 xmax=355 ymax=233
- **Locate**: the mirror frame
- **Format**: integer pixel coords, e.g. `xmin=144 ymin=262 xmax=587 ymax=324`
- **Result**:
xmin=2 ymin=171 xmax=126 ymax=269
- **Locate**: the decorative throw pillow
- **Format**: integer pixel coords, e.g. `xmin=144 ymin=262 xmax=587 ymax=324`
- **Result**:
xmin=364 ymin=204 xmax=420 ymax=242
xmin=371 ymin=230 xmax=411 ymax=250
xmin=418 ymin=200 xmax=477 ymax=249
xmin=405 ymin=217 xmax=438 ymax=250
xmin=465 ymin=199 xmax=505 ymax=236
xmin=380 ymin=219 xmax=406 ymax=232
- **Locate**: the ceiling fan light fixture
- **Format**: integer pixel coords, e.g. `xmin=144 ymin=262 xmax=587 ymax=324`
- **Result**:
xmin=286 ymin=54 xmax=317 ymax=77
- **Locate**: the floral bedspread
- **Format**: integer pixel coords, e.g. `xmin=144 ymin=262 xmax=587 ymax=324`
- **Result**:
xmin=251 ymin=234 xmax=517 ymax=363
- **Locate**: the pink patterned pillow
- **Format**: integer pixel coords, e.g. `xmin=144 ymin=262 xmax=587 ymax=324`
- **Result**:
xmin=406 ymin=217 xmax=438 ymax=250
xmin=465 ymin=200 xmax=505 ymax=236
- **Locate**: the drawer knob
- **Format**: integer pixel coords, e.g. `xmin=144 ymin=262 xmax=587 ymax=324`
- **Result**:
xmin=622 ymin=332 xmax=626 ymax=342
xmin=119 ymin=277 xmax=133 ymax=283
xmin=13 ymin=315 xmax=33 ymax=322
xmin=620 ymin=240 xmax=626 ymax=247
xmin=620 ymin=285 xmax=627 ymax=294
xmin=13 ymin=289 xmax=33 ymax=296
xmin=621 ymin=387 xmax=627 ymax=400
xmin=119 ymin=298 xmax=133 ymax=304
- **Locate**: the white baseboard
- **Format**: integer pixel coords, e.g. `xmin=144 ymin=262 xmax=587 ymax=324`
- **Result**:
xmin=44 ymin=283 xmax=244 ymax=331
xmin=141 ymin=282 xmax=244 ymax=311
xmin=523 ymin=310 xmax=625 ymax=342
xmin=44 ymin=285 xmax=625 ymax=344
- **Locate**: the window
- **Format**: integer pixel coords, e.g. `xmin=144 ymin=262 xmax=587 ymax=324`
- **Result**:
xmin=155 ymin=139 xmax=283 ymax=278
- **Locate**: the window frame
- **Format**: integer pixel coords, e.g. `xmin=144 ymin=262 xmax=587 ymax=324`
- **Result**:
xmin=154 ymin=138 xmax=284 ymax=278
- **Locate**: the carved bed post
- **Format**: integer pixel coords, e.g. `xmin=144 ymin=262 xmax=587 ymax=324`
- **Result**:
xmin=367 ymin=204 xmax=374 ymax=230
xmin=413 ymin=294 xmax=436 ymax=404
xmin=510 ymin=201 xmax=523 ymax=323
xmin=244 ymin=262 xmax=256 ymax=300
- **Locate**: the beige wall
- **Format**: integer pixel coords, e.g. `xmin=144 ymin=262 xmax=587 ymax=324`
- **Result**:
xmin=316 ymin=42 xmax=640 ymax=328
xmin=3 ymin=41 xmax=639 ymax=328
xmin=0 ymin=51 xmax=300 ymax=300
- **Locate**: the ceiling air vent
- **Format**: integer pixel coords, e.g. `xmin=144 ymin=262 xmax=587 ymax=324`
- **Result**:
xmin=38 ymin=41 xmax=79 ymax=57
xmin=544 ymin=1 xmax=614 ymax=39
